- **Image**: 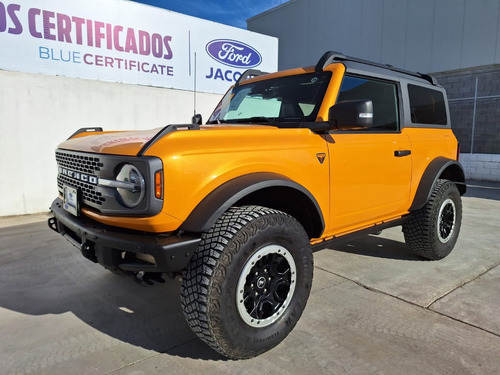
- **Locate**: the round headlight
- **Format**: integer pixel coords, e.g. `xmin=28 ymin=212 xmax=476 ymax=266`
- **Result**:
xmin=116 ymin=164 xmax=145 ymax=208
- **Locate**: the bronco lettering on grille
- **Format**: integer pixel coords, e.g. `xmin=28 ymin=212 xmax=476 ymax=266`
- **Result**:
xmin=58 ymin=167 xmax=98 ymax=185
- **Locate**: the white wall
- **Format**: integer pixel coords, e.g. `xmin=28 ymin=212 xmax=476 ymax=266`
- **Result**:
xmin=460 ymin=154 xmax=500 ymax=182
xmin=0 ymin=70 xmax=221 ymax=216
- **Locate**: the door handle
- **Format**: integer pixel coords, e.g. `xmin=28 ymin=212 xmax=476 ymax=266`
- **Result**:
xmin=394 ymin=150 xmax=411 ymax=157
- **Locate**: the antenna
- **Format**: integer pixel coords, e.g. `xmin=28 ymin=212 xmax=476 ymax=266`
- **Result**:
xmin=193 ymin=52 xmax=197 ymax=116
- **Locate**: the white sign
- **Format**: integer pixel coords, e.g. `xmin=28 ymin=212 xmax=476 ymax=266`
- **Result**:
xmin=0 ymin=0 xmax=278 ymax=94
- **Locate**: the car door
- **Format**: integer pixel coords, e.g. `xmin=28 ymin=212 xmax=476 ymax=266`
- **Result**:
xmin=326 ymin=75 xmax=412 ymax=234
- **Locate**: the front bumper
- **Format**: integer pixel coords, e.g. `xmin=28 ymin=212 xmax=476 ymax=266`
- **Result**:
xmin=48 ymin=198 xmax=201 ymax=273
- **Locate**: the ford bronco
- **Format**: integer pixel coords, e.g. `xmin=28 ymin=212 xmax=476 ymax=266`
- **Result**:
xmin=48 ymin=51 xmax=466 ymax=359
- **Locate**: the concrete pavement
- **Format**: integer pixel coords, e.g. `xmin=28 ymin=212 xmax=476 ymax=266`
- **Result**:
xmin=1 ymin=181 xmax=499 ymax=374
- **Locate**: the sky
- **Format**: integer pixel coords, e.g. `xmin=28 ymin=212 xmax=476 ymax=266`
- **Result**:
xmin=130 ymin=0 xmax=286 ymax=29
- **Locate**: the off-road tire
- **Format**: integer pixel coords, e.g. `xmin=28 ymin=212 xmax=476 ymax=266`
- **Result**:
xmin=180 ymin=205 xmax=313 ymax=359
xmin=403 ymin=179 xmax=462 ymax=260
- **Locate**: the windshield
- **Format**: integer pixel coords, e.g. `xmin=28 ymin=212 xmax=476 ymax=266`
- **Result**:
xmin=208 ymin=71 xmax=331 ymax=124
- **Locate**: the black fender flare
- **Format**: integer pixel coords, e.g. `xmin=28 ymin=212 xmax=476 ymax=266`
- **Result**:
xmin=409 ymin=157 xmax=466 ymax=211
xmin=180 ymin=172 xmax=325 ymax=235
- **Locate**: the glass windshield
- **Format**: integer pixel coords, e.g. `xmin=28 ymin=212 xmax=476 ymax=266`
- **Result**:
xmin=208 ymin=71 xmax=331 ymax=124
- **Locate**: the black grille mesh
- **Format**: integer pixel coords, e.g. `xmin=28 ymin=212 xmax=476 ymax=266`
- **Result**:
xmin=56 ymin=151 xmax=103 ymax=174
xmin=57 ymin=175 xmax=105 ymax=205
xmin=56 ymin=151 xmax=106 ymax=205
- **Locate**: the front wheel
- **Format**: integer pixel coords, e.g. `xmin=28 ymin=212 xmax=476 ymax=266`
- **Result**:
xmin=181 ymin=205 xmax=313 ymax=359
xmin=403 ymin=179 xmax=462 ymax=260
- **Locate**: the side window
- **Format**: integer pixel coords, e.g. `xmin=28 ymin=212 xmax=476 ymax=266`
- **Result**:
xmin=337 ymin=76 xmax=399 ymax=131
xmin=408 ymin=84 xmax=447 ymax=125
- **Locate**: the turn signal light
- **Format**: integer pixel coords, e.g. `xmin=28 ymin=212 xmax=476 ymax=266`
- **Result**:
xmin=155 ymin=171 xmax=163 ymax=199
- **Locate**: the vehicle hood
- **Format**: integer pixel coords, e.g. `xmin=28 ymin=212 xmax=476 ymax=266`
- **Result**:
xmin=57 ymin=125 xmax=276 ymax=156
xmin=57 ymin=128 xmax=161 ymax=156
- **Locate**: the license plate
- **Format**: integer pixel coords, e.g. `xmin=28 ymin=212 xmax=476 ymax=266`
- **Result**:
xmin=63 ymin=185 xmax=79 ymax=216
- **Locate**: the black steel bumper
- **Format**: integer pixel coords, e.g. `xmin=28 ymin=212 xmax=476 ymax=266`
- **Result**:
xmin=48 ymin=198 xmax=201 ymax=273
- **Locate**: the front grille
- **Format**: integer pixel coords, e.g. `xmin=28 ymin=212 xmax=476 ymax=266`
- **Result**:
xmin=56 ymin=151 xmax=104 ymax=175
xmin=56 ymin=150 xmax=107 ymax=206
xmin=54 ymin=149 xmax=162 ymax=216
xmin=57 ymin=175 xmax=105 ymax=205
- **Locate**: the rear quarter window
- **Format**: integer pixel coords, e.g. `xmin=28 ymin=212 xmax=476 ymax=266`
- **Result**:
xmin=408 ymin=84 xmax=447 ymax=125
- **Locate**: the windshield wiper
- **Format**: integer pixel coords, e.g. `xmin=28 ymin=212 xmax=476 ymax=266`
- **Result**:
xmin=206 ymin=119 xmax=228 ymax=124
xmin=230 ymin=116 xmax=276 ymax=124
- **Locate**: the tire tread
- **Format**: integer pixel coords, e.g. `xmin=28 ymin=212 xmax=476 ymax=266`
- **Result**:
xmin=403 ymin=179 xmax=461 ymax=260
xmin=181 ymin=205 xmax=310 ymax=358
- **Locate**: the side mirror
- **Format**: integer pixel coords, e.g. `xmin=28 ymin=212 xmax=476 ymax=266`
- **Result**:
xmin=192 ymin=114 xmax=202 ymax=125
xmin=328 ymin=99 xmax=373 ymax=130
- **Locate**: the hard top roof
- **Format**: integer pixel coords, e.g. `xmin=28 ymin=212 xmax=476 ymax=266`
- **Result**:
xmin=235 ymin=51 xmax=440 ymax=88
xmin=315 ymin=51 xmax=438 ymax=86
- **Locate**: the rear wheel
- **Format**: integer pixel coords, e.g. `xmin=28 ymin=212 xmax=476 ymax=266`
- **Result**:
xmin=403 ymin=179 xmax=462 ymax=260
xmin=181 ymin=205 xmax=313 ymax=359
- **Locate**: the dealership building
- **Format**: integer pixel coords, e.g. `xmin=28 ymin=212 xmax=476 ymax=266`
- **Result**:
xmin=2 ymin=0 xmax=500 ymax=217
xmin=247 ymin=0 xmax=500 ymax=183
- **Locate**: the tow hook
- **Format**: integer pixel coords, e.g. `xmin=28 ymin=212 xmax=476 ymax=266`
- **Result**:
xmin=82 ymin=242 xmax=98 ymax=263
xmin=48 ymin=217 xmax=58 ymax=233
xmin=134 ymin=271 xmax=166 ymax=286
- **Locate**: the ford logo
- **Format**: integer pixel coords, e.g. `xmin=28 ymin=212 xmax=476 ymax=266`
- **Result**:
xmin=206 ymin=39 xmax=262 ymax=68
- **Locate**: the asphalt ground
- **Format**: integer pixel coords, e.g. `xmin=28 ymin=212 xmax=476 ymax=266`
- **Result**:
xmin=1 ymin=181 xmax=499 ymax=374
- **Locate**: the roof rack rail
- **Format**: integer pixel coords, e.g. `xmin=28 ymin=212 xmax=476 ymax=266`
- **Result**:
xmin=235 ymin=69 xmax=269 ymax=86
xmin=315 ymin=51 xmax=437 ymax=86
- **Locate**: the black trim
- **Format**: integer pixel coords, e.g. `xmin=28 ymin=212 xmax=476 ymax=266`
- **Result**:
xmin=235 ymin=69 xmax=269 ymax=86
xmin=242 ymin=120 xmax=330 ymax=132
xmin=49 ymin=198 xmax=201 ymax=273
xmin=312 ymin=216 xmax=409 ymax=252
xmin=67 ymin=127 xmax=103 ymax=140
xmin=315 ymin=51 xmax=346 ymax=72
xmin=410 ymin=157 xmax=466 ymax=211
xmin=138 ymin=124 xmax=200 ymax=156
xmin=316 ymin=51 xmax=437 ymax=86
xmin=56 ymin=149 xmax=163 ymax=216
xmin=180 ymin=172 xmax=325 ymax=235
xmin=394 ymin=150 xmax=411 ymax=157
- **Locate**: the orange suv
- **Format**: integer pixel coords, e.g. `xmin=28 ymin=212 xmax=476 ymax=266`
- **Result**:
xmin=49 ymin=51 xmax=466 ymax=359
